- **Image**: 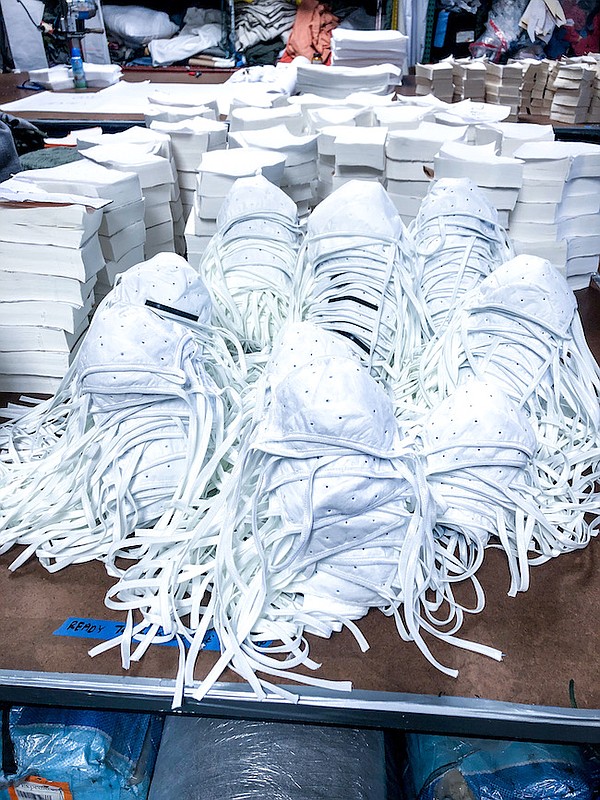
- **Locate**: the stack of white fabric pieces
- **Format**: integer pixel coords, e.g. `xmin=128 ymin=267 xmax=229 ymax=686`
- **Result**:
xmin=27 ymin=63 xmax=122 ymax=90
xmin=384 ymin=122 xmax=467 ymax=223
xmin=228 ymin=104 xmax=304 ymax=136
xmin=303 ymin=104 xmax=372 ymax=134
xmin=0 ymin=182 xmax=106 ymax=393
xmin=584 ymin=56 xmax=600 ymax=123
xmin=330 ymin=28 xmax=408 ymax=72
xmin=509 ymin=140 xmax=600 ymax=289
xmin=229 ymin=125 xmax=319 ymax=218
xmin=6 ymin=160 xmax=144 ymax=308
xmin=520 ymin=59 xmax=547 ymax=115
xmin=474 ymin=120 xmax=555 ymax=157
xmin=434 ymin=141 xmax=524 ymax=227
xmin=484 ymin=62 xmax=523 ymax=121
xmin=415 ymin=62 xmax=454 ymax=102
xmin=186 ymin=148 xmax=286 ymax=265
xmin=550 ymin=61 xmax=597 ymax=124
xmin=295 ymin=63 xmax=401 ymax=98
xmin=79 ymin=142 xmax=177 ymax=261
xmin=452 ymin=58 xmax=486 ymax=101
xmin=149 ymin=118 xmax=228 ymax=221
xmin=144 ymin=101 xmax=217 ymax=128
xmin=76 ymin=127 xmax=185 ymax=258
xmin=374 ymin=104 xmax=433 ymax=130
xmin=288 ymin=91 xmax=393 ymax=129
xmin=533 ymin=61 xmax=559 ymax=118
xmin=326 ymin=125 xmax=388 ymax=194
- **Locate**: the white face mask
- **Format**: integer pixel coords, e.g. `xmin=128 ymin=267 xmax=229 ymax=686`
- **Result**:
xmin=294 ymin=179 xmax=427 ymax=386
xmin=419 ymin=378 xmax=542 ymax=598
xmin=106 ymin=252 xmax=213 ymax=328
xmin=0 ymin=257 xmax=236 ymax=575
xmin=408 ymin=255 xmax=600 ymax=577
xmin=410 ymin=177 xmax=513 ymax=336
xmin=199 ymin=175 xmax=301 ymax=352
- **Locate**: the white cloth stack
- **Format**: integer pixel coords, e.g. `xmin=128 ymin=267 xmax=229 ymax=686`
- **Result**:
xmin=150 ymin=117 xmax=228 ymax=220
xmin=0 ymin=181 xmax=107 ymax=393
xmin=229 ymin=125 xmax=319 ymax=217
xmin=510 ymin=140 xmax=600 ymax=289
xmin=79 ymin=142 xmax=177 ymax=261
xmin=415 ymin=62 xmax=454 ymax=102
xmin=7 ymin=160 xmax=144 ymax=307
xmin=186 ymin=147 xmax=286 ymax=264
xmin=485 ymin=62 xmax=523 ymax=121
xmin=330 ymin=29 xmax=408 ymax=72
xmin=384 ymin=121 xmax=467 ymax=224
xmin=434 ymin=140 xmax=524 ymax=227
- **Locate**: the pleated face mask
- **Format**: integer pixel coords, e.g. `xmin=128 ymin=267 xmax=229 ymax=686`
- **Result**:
xmin=199 ymin=174 xmax=301 ymax=351
xmin=294 ymin=179 xmax=427 ymax=386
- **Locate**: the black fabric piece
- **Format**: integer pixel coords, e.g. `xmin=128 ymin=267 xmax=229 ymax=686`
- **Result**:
xmin=0 ymin=120 xmax=21 ymax=182
xmin=0 ymin=114 xmax=46 ymax=157
xmin=243 ymin=36 xmax=285 ymax=65
xmin=1 ymin=705 xmax=17 ymax=777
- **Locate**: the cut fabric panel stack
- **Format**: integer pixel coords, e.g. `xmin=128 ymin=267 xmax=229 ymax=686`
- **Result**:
xmin=384 ymin=122 xmax=467 ymax=223
xmin=550 ymin=61 xmax=597 ymax=124
xmin=144 ymin=101 xmax=217 ymax=128
xmin=415 ymin=61 xmax=454 ymax=102
xmin=484 ymin=62 xmax=522 ymax=121
xmin=452 ymin=58 xmax=486 ymax=102
xmin=434 ymin=141 xmax=524 ymax=227
xmin=509 ymin=140 xmax=600 ymax=289
xmin=0 ymin=184 xmax=105 ymax=393
xmin=228 ymin=104 xmax=304 ymax=136
xmin=330 ymin=28 xmax=408 ymax=72
xmin=327 ymin=125 xmax=388 ymax=194
xmin=474 ymin=120 xmax=555 ymax=157
xmin=150 ymin=118 xmax=228 ymax=223
xmin=5 ymin=159 xmax=143 ymax=309
xmin=79 ymin=141 xmax=177 ymax=261
xmin=229 ymin=126 xmax=319 ymax=218
xmin=520 ymin=58 xmax=550 ymax=116
xmin=295 ymin=62 xmax=401 ymax=98
xmin=185 ymin=148 xmax=286 ymax=266
xmin=76 ymin=126 xmax=186 ymax=258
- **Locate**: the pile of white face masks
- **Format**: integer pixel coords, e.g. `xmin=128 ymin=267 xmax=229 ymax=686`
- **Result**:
xmin=0 ymin=254 xmax=246 ymax=575
xmin=293 ymin=180 xmax=428 ymax=386
xmin=0 ymin=177 xmax=598 ymax=708
xmin=198 ymin=175 xmax=302 ymax=352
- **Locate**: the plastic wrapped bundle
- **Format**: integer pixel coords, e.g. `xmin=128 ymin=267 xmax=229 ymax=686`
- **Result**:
xmin=0 ymin=254 xmax=246 ymax=574
xmin=199 ymin=175 xmax=302 ymax=352
xmin=405 ymin=733 xmax=596 ymax=800
xmin=149 ymin=717 xmax=387 ymax=800
xmin=0 ymin=706 xmax=163 ymax=800
xmin=294 ymin=180 xmax=426 ymax=388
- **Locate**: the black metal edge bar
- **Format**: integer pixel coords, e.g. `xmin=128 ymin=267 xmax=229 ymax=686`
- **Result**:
xmin=0 ymin=671 xmax=597 ymax=743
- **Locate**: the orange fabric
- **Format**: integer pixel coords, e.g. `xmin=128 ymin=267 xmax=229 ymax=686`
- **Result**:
xmin=279 ymin=0 xmax=339 ymax=65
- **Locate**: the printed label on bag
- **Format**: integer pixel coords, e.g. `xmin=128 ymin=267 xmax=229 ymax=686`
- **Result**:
xmin=8 ymin=776 xmax=73 ymax=800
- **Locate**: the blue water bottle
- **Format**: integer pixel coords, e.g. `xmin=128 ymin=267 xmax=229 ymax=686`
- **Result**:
xmin=71 ymin=45 xmax=87 ymax=89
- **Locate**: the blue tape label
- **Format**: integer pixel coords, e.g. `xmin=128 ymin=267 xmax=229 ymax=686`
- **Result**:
xmin=53 ymin=617 xmax=221 ymax=651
